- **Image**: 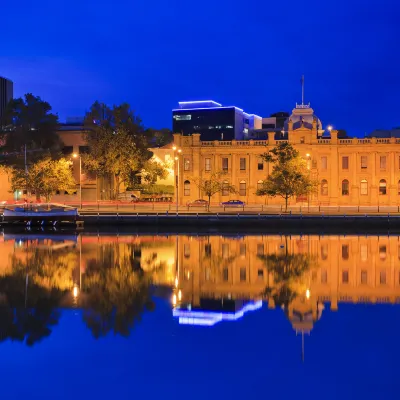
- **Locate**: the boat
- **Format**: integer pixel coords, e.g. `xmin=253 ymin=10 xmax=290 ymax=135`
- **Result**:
xmin=2 ymin=203 xmax=79 ymax=224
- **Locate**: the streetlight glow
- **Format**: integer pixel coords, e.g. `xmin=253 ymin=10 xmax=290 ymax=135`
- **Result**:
xmin=305 ymin=289 xmax=310 ymax=299
xmin=72 ymin=153 xmax=78 ymax=158
xmin=73 ymin=286 xmax=79 ymax=298
xmin=306 ymin=153 xmax=310 ymax=157
xmin=178 ymin=149 xmax=182 ymax=153
xmin=327 ymin=125 xmax=333 ymax=132
xmin=172 ymin=294 xmax=177 ymax=306
xmin=172 ymin=146 xmax=177 ymax=151
xmin=178 ymin=290 xmax=182 ymax=301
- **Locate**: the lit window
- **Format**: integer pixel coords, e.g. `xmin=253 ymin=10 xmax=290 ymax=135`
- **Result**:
xmin=257 ymin=244 xmax=264 ymax=256
xmin=240 ymin=268 xmax=246 ymax=282
xmin=205 ymin=158 xmax=211 ymax=172
xmin=239 ymin=181 xmax=246 ymax=196
xmin=222 ymin=158 xmax=228 ymax=171
xmin=360 ymin=179 xmax=368 ymax=195
xmin=380 ymin=155 xmax=387 ymax=169
xmin=173 ymin=114 xmax=191 ymax=121
xmin=240 ymin=244 xmax=246 ymax=256
xmin=184 ymin=158 xmax=190 ymax=171
xmin=240 ymin=158 xmax=246 ymax=171
xmin=379 ymin=179 xmax=387 ymax=195
xmin=244 ymin=128 xmax=248 ymax=134
xmin=321 ymin=244 xmax=328 ymax=260
xmin=342 ymin=244 xmax=349 ymax=260
xmin=342 ymin=270 xmax=349 ymax=283
xmin=226 ymin=125 xmax=233 ymax=129
xmin=321 ymin=180 xmax=328 ymax=196
xmin=361 ymin=155 xmax=368 ymax=169
xmin=184 ymin=180 xmax=190 ymax=196
xmin=184 ymin=244 xmax=190 ymax=258
xmin=342 ymin=179 xmax=349 ymax=196
xmin=342 ymin=156 xmax=349 ymax=170
xmin=361 ymin=270 xmax=367 ymax=284
xmin=300 ymin=137 xmax=305 ymax=144
xmin=380 ymin=271 xmax=387 ymax=285
xmin=321 ymin=156 xmax=327 ymax=170
xmin=379 ymin=245 xmax=387 ymax=260
xmin=222 ymin=181 xmax=229 ymax=196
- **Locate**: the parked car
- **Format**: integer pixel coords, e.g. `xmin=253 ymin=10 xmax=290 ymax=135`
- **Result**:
xmin=187 ymin=199 xmax=209 ymax=208
xmin=117 ymin=192 xmax=139 ymax=202
xmin=220 ymin=200 xmax=245 ymax=207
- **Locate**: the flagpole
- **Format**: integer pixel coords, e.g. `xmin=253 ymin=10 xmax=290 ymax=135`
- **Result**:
xmin=301 ymin=75 xmax=304 ymax=105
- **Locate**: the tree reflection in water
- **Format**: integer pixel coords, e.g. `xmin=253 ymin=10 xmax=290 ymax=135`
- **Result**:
xmin=259 ymin=237 xmax=316 ymax=309
xmin=0 ymin=247 xmax=76 ymax=346
xmin=81 ymin=243 xmax=156 ymax=338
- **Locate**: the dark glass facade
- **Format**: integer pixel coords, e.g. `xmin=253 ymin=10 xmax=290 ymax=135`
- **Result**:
xmin=173 ymin=108 xmax=236 ymax=141
xmin=0 ymin=77 xmax=13 ymax=123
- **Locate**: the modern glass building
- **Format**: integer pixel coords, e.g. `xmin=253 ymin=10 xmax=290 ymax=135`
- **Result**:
xmin=172 ymin=100 xmax=262 ymax=141
xmin=0 ymin=76 xmax=13 ymax=123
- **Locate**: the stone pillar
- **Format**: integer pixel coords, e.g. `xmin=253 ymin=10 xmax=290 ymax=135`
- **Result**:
xmin=267 ymin=131 xmax=275 ymax=146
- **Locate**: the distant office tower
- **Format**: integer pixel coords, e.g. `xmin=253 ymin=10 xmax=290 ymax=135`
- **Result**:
xmin=0 ymin=76 xmax=13 ymax=123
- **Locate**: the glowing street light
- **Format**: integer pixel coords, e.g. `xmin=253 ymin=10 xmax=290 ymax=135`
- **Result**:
xmin=72 ymin=153 xmax=82 ymax=208
xmin=327 ymin=125 xmax=333 ymax=132
xmin=73 ymin=285 xmax=79 ymax=298
xmin=305 ymin=289 xmax=310 ymax=300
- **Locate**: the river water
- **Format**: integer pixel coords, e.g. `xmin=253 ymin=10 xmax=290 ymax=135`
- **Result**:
xmin=0 ymin=230 xmax=399 ymax=399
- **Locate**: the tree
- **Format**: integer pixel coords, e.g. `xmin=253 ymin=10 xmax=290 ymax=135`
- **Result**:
xmin=191 ymin=171 xmax=236 ymax=210
xmin=257 ymin=142 xmax=317 ymax=211
xmin=11 ymin=158 xmax=76 ymax=202
xmin=0 ymin=93 xmax=61 ymax=168
xmin=145 ymin=128 xmax=173 ymax=147
xmin=83 ymin=102 xmax=165 ymax=198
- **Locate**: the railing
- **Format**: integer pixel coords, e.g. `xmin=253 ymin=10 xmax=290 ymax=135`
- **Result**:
xmin=253 ymin=140 xmax=268 ymax=146
xmin=357 ymin=139 xmax=371 ymax=144
xmin=219 ymin=141 xmax=232 ymax=146
xmin=318 ymin=139 xmax=331 ymax=144
xmin=201 ymin=141 xmax=215 ymax=146
xmin=339 ymin=139 xmax=352 ymax=144
xmin=377 ymin=138 xmax=390 ymax=144
xmin=200 ymin=140 xmax=269 ymax=146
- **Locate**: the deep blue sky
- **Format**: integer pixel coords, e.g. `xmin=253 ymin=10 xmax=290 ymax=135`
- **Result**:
xmin=1 ymin=0 xmax=399 ymax=136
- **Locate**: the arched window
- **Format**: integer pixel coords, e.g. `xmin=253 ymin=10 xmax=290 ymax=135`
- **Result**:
xmin=222 ymin=181 xmax=229 ymax=196
xmin=342 ymin=179 xmax=349 ymax=196
xmin=360 ymin=179 xmax=368 ymax=195
xmin=239 ymin=180 xmax=246 ymax=196
xmin=257 ymin=180 xmax=263 ymax=191
xmin=379 ymin=179 xmax=387 ymax=195
xmin=184 ymin=180 xmax=190 ymax=196
xmin=321 ymin=180 xmax=328 ymax=196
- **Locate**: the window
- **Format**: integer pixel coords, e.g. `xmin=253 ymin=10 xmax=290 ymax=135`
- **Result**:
xmin=240 ymin=244 xmax=246 ymax=257
xmin=205 ymin=158 xmax=211 ymax=172
xmin=222 ymin=158 xmax=228 ymax=171
xmin=239 ymin=181 xmax=246 ymax=196
xmin=360 ymin=244 xmax=368 ymax=261
xmin=321 ymin=156 xmax=327 ymax=170
xmin=361 ymin=156 xmax=368 ymax=169
xmin=342 ymin=156 xmax=349 ymax=170
xmin=257 ymin=244 xmax=264 ymax=256
xmin=223 ymin=268 xmax=229 ymax=281
xmin=342 ymin=244 xmax=349 ymax=260
xmin=79 ymin=146 xmax=90 ymax=154
xmin=184 ymin=180 xmax=190 ymax=196
xmin=222 ymin=181 xmax=229 ymax=196
xmin=380 ymin=155 xmax=387 ymax=170
xmin=173 ymin=114 xmax=191 ymax=120
xmin=380 ymin=271 xmax=387 ymax=285
xmin=222 ymin=244 xmax=229 ymax=259
xmin=321 ymin=244 xmax=328 ymax=260
xmin=321 ymin=269 xmax=327 ymax=284
xmin=184 ymin=158 xmax=190 ymax=171
xmin=361 ymin=270 xmax=368 ymax=284
xmin=257 ymin=269 xmax=264 ymax=280
xmin=257 ymin=180 xmax=263 ymax=191
xmin=360 ymin=180 xmax=368 ymax=195
xmin=240 ymin=268 xmax=246 ymax=282
xmin=184 ymin=244 xmax=190 ymax=258
xmin=257 ymin=160 xmax=264 ymax=170
xmin=205 ymin=244 xmax=211 ymax=257
xmin=62 ymin=146 xmax=73 ymax=155
xmin=240 ymin=158 xmax=246 ymax=170
xmin=321 ymin=180 xmax=328 ymax=196
xmin=300 ymin=137 xmax=305 ymax=144
xmin=379 ymin=179 xmax=387 ymax=195
xmin=244 ymin=118 xmax=250 ymax=124
xmin=379 ymin=245 xmax=387 ymax=260
xmin=342 ymin=270 xmax=349 ymax=283
xmin=398 ymin=180 xmax=400 ymax=195
xmin=342 ymin=179 xmax=349 ymax=196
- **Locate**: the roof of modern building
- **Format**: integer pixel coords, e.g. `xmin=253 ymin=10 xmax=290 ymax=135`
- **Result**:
xmin=368 ymin=129 xmax=400 ymax=138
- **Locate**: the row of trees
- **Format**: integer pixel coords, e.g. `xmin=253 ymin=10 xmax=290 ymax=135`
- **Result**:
xmin=0 ymin=94 xmax=171 ymax=201
xmin=192 ymin=142 xmax=318 ymax=211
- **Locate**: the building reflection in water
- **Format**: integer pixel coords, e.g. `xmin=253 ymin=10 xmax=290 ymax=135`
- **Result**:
xmin=1 ymin=231 xmax=400 ymax=344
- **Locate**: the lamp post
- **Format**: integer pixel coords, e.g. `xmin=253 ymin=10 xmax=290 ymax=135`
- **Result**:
xmin=72 ymin=153 xmax=82 ymax=209
xmin=172 ymin=146 xmax=182 ymax=213
xmin=306 ymin=153 xmax=311 ymax=211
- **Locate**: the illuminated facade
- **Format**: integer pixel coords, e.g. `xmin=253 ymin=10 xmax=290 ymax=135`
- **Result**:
xmin=173 ymin=103 xmax=400 ymax=206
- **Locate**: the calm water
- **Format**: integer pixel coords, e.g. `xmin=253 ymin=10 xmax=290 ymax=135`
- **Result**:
xmin=0 ymin=230 xmax=399 ymax=399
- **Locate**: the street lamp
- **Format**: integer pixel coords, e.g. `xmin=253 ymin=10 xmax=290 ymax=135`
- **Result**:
xmin=327 ymin=125 xmax=333 ymax=132
xmin=173 ymin=147 xmax=182 ymax=213
xmin=72 ymin=153 xmax=82 ymax=208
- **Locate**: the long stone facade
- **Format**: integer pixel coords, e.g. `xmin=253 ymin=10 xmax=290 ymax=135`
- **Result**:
xmin=173 ymin=106 xmax=400 ymax=206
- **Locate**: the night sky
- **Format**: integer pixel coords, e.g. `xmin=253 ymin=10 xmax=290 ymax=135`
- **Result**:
xmin=1 ymin=0 xmax=399 ymax=136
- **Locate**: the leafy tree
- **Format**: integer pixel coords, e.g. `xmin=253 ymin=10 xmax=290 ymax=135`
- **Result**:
xmin=191 ymin=171 xmax=236 ymax=210
xmin=257 ymin=142 xmax=317 ymax=211
xmin=146 ymin=128 xmax=173 ymax=147
xmin=0 ymin=93 xmax=61 ymax=168
xmin=83 ymin=102 xmax=165 ymax=198
xmin=11 ymin=158 xmax=76 ymax=202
